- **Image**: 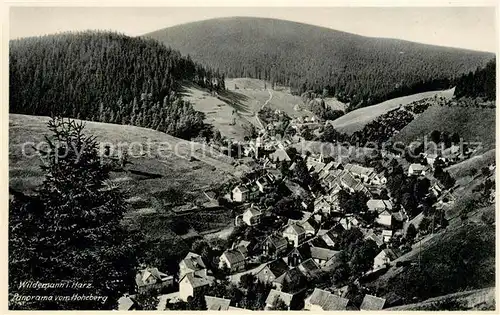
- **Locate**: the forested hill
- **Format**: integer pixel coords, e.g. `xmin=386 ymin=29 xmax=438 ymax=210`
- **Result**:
xmin=454 ymin=59 xmax=496 ymax=101
xmin=145 ymin=17 xmax=494 ymax=109
xmin=10 ymin=31 xmax=225 ymax=139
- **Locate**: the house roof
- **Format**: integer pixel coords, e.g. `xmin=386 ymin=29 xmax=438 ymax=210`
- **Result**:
xmin=360 ymin=294 xmax=386 ymax=310
xmin=245 ymin=207 xmax=262 ymax=217
xmin=409 ymin=163 xmax=426 ymax=171
xmin=181 ymin=272 xmax=212 ymax=289
xmin=222 ymin=249 xmax=245 ymax=265
xmin=233 ymin=185 xmax=249 ymax=193
xmin=265 ymin=289 xmax=294 ymax=306
xmin=205 ymin=296 xmax=231 ymax=311
xmin=118 ymin=296 xmax=136 ymax=311
xmin=298 ymin=258 xmax=320 ymax=278
xmin=300 ymin=218 xmax=319 ymax=233
xmin=266 ymin=259 xmax=290 ymax=278
xmin=270 ymin=148 xmax=291 ymax=162
xmin=181 ymin=252 xmax=206 ymax=271
xmin=340 ymin=172 xmax=359 ymax=189
xmin=284 ymin=223 xmax=306 ymax=236
xmin=381 ymin=248 xmax=401 ymax=261
xmin=307 ymin=288 xmax=350 ymax=310
xmin=344 ymin=163 xmax=374 ymax=177
xmin=364 ymin=230 xmax=384 ymax=247
xmin=310 ymin=246 xmax=339 ymax=261
xmin=273 ymin=268 xmax=305 ymax=288
xmin=267 ymin=234 xmax=289 ymax=249
xmin=367 ymin=199 xmax=393 ymax=211
xmin=135 ymin=267 xmax=172 ymax=287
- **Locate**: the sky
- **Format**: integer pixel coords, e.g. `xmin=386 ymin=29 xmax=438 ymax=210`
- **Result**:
xmin=9 ymin=6 xmax=497 ymax=52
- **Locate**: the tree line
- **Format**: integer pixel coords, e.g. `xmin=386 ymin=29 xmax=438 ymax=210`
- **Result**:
xmin=9 ymin=31 xmax=225 ymax=140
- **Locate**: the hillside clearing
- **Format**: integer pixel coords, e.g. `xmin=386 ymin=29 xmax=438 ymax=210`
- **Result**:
xmin=392 ymin=104 xmax=495 ymax=151
xmin=329 ymin=88 xmax=455 ymax=134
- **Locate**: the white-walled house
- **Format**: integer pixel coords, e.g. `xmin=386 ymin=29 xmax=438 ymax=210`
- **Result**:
xmin=219 ymin=249 xmax=245 ymax=273
xmin=408 ymin=164 xmax=426 ymax=176
xmin=376 ymin=210 xmax=392 ymax=228
xmin=242 ymin=206 xmax=262 ymax=226
xmin=179 ymin=252 xmax=207 ymax=279
xmin=232 ymin=186 xmax=249 ymax=202
xmin=373 ymin=249 xmax=401 ymax=270
xmin=283 ymin=224 xmax=306 ymax=247
xmin=179 ymin=272 xmax=212 ymax=301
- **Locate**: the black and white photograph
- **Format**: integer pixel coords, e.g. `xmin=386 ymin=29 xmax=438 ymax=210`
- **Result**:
xmin=6 ymin=3 xmax=497 ymax=311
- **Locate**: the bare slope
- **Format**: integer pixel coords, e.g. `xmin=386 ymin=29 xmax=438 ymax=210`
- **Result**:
xmin=329 ymin=88 xmax=455 ymax=134
xmin=392 ymin=103 xmax=496 ymax=150
xmin=9 ymin=114 xmax=238 ymax=202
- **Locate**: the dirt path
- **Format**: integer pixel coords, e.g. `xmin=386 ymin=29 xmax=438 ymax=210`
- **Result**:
xmin=254 ymin=89 xmax=273 ymax=132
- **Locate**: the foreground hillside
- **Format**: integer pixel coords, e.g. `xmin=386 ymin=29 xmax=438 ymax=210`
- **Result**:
xmin=145 ymin=17 xmax=494 ymax=108
xmin=329 ymin=88 xmax=455 ymax=134
xmin=9 ymin=114 xmax=238 ymax=203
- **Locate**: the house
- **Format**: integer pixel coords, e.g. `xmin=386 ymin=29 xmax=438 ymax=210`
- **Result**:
xmin=344 ymin=164 xmax=375 ymax=183
xmin=205 ymin=296 xmax=231 ymax=311
xmin=382 ymin=229 xmax=393 ymax=243
xmin=270 ymin=147 xmax=291 ymax=162
xmin=255 ymin=259 xmax=289 ymax=284
xmin=235 ymin=240 xmax=252 ymax=258
xmin=272 ymin=268 xmax=306 ymax=293
xmin=135 ymin=267 xmax=174 ymax=294
xmin=256 ymin=176 xmax=272 ymax=193
xmin=286 ymin=243 xmax=312 ymax=267
xmin=314 ymin=197 xmax=331 ymax=214
xmin=321 ymin=224 xmax=344 ymax=247
xmin=219 ymin=249 xmax=245 ymax=273
xmin=297 ymin=258 xmax=320 ymax=279
xmin=366 ymin=199 xmax=393 ymax=212
xmin=376 ymin=210 xmax=393 ymax=227
xmin=283 ymin=223 xmax=306 ymax=247
xmin=265 ymin=289 xmax=297 ymax=310
xmin=300 ymin=217 xmax=319 ymax=236
xmin=179 ymin=272 xmax=212 ymax=301
xmin=179 ymin=252 xmax=207 ymax=279
xmin=232 ymin=186 xmax=249 ymax=202
xmin=373 ymin=248 xmax=401 ymax=270
xmin=364 ymin=230 xmax=384 ymax=247
xmin=408 ymin=163 xmax=426 ymax=176
xmin=339 ymin=215 xmax=361 ymax=230
xmin=262 ymin=234 xmax=289 ymax=258
xmin=310 ymin=246 xmax=339 ymax=266
xmin=117 ymin=295 xmax=137 ymax=311
xmin=360 ymin=294 xmax=386 ymax=310
xmin=304 ymin=288 xmax=350 ymax=311
xmin=242 ymin=206 xmax=262 ymax=226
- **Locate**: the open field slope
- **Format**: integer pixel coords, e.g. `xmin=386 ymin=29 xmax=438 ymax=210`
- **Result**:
xmin=9 ymin=114 xmax=237 ymax=199
xmin=392 ymin=103 xmax=496 ymax=150
xmin=329 ymin=88 xmax=455 ymax=134
xmin=145 ymin=17 xmax=493 ymax=107
xmin=387 ymin=287 xmax=495 ymax=310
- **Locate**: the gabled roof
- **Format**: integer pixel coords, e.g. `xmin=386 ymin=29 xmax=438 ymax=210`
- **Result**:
xmin=360 ymin=294 xmax=386 ymax=310
xmin=265 ymin=289 xmax=294 ymax=306
xmin=300 ymin=218 xmax=319 ymax=233
xmin=266 ymin=234 xmax=289 ymax=249
xmin=181 ymin=272 xmax=211 ymax=289
xmin=270 ymin=148 xmax=291 ymax=162
xmin=205 ymin=296 xmax=231 ymax=311
xmin=135 ymin=267 xmax=172 ymax=287
xmin=284 ymin=223 xmax=306 ymax=236
xmin=409 ymin=163 xmax=426 ymax=171
xmin=222 ymin=249 xmax=245 ymax=265
xmin=273 ymin=268 xmax=306 ymax=288
xmin=244 ymin=206 xmax=262 ymax=217
xmin=367 ymin=199 xmax=393 ymax=211
xmin=380 ymin=248 xmax=401 ymax=261
xmin=298 ymin=258 xmax=320 ymax=278
xmin=307 ymin=288 xmax=350 ymax=310
xmin=310 ymin=246 xmax=339 ymax=261
xmin=344 ymin=163 xmax=374 ymax=177
xmin=364 ymin=230 xmax=384 ymax=247
xmin=266 ymin=259 xmax=290 ymax=278
xmin=118 ymin=296 xmax=136 ymax=311
xmin=181 ymin=252 xmax=206 ymax=271
xmin=233 ymin=185 xmax=249 ymax=193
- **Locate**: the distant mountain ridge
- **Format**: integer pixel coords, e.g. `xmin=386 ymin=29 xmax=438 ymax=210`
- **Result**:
xmin=145 ymin=17 xmax=494 ymax=109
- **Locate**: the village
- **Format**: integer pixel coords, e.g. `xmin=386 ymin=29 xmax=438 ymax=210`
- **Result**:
xmin=116 ymin=106 xmax=495 ymax=311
